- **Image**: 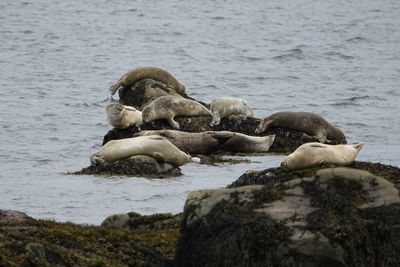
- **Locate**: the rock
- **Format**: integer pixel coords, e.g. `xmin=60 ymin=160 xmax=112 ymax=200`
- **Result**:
xmin=174 ymin=165 xmax=400 ymax=266
xmin=72 ymin=155 xmax=182 ymax=178
xmin=102 ymin=212 xmax=183 ymax=230
xmin=0 ymin=215 xmax=177 ymax=266
xmin=0 ymin=210 xmax=34 ymax=223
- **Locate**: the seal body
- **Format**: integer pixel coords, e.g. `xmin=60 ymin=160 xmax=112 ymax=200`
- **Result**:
xmin=281 ymin=142 xmax=364 ymax=170
xmin=220 ymin=132 xmax=275 ymax=153
xmin=110 ymin=67 xmax=185 ymax=95
xmin=210 ymin=97 xmax=254 ymax=126
xmin=141 ymin=96 xmax=212 ymax=129
xmin=135 ymin=130 xmax=275 ymax=154
xmin=90 ymin=136 xmax=190 ymax=166
xmin=106 ymin=103 xmax=142 ymax=129
xmin=255 ymin=111 xmax=347 ymax=144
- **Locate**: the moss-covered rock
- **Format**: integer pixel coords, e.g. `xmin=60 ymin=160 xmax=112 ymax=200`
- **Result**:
xmin=102 ymin=212 xmax=183 ymax=231
xmin=174 ymin=165 xmax=400 ymax=266
xmin=0 ymin=211 xmax=179 ymax=267
xmin=71 ymin=155 xmax=182 ymax=178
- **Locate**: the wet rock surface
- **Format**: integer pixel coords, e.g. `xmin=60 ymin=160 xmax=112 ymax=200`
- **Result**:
xmin=174 ymin=163 xmax=400 ymax=266
xmin=72 ymin=155 xmax=182 ymax=178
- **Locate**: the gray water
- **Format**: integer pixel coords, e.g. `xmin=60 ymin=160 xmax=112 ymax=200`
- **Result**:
xmin=1 ymin=0 xmax=399 ymax=225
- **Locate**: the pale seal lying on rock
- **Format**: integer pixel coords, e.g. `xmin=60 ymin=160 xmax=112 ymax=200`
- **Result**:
xmin=210 ymin=97 xmax=254 ymax=126
xmin=106 ymin=103 xmax=142 ymax=129
xmin=109 ymin=66 xmax=186 ymax=95
xmin=134 ymin=130 xmax=275 ymax=154
xmin=90 ymin=135 xmax=191 ymax=166
xmin=255 ymin=111 xmax=347 ymax=144
xmin=281 ymin=142 xmax=364 ymax=170
xmin=141 ymin=96 xmax=212 ymax=129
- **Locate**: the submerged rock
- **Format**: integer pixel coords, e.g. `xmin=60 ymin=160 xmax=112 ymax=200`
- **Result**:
xmin=174 ymin=164 xmax=400 ymax=266
xmin=72 ymin=155 xmax=182 ymax=178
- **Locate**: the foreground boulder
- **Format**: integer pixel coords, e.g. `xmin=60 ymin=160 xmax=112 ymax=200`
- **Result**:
xmin=174 ymin=163 xmax=400 ymax=266
xmin=0 ymin=210 xmax=178 ymax=267
xmin=72 ymin=155 xmax=182 ymax=177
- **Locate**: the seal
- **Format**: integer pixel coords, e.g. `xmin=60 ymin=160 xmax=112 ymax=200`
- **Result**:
xmin=141 ymin=96 xmax=212 ymax=129
xmin=281 ymin=142 xmax=364 ymax=170
xmin=220 ymin=132 xmax=275 ymax=153
xmin=255 ymin=111 xmax=347 ymax=144
xmin=90 ymin=135 xmax=191 ymax=166
xmin=109 ymin=67 xmax=186 ymax=96
xmin=106 ymin=103 xmax=142 ymax=129
xmin=134 ymin=130 xmax=275 ymax=154
xmin=210 ymin=97 xmax=254 ymax=126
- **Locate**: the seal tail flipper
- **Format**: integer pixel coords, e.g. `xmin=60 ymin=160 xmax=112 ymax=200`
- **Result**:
xmin=353 ymin=143 xmax=364 ymax=153
xmin=109 ymin=82 xmax=121 ymax=95
xmin=153 ymin=152 xmax=166 ymax=163
xmin=255 ymin=117 xmax=272 ymax=134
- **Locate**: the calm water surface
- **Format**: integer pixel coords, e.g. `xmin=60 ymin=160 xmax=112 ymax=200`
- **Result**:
xmin=1 ymin=0 xmax=399 ymax=224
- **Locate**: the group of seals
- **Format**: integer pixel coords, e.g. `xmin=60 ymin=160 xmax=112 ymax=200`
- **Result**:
xmin=281 ymin=142 xmax=364 ymax=170
xmin=93 ymin=66 xmax=362 ymax=172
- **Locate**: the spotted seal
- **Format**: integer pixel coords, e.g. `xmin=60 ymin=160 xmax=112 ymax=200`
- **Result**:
xmin=106 ymin=103 xmax=142 ymax=129
xmin=109 ymin=67 xmax=185 ymax=95
xmin=141 ymin=96 xmax=212 ymax=129
xmin=255 ymin=111 xmax=347 ymax=143
xmin=281 ymin=142 xmax=364 ymax=170
xmin=90 ymin=136 xmax=191 ymax=166
xmin=210 ymin=97 xmax=254 ymax=126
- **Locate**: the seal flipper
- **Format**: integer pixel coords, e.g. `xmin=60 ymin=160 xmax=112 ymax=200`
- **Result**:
xmin=166 ymin=117 xmax=180 ymax=129
xmin=153 ymin=152 xmax=166 ymax=163
xmin=207 ymin=131 xmax=234 ymax=141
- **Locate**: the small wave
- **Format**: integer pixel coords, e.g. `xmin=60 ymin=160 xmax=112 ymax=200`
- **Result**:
xmin=346 ymin=36 xmax=368 ymax=43
xmin=238 ymin=55 xmax=265 ymax=61
xmin=273 ymin=48 xmax=305 ymax=60
xmin=210 ymin=16 xmax=225 ymax=20
xmin=323 ymin=51 xmax=354 ymax=60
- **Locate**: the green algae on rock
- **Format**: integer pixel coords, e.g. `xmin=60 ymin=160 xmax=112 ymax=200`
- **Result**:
xmin=174 ymin=165 xmax=400 ymax=266
xmin=102 ymin=212 xmax=183 ymax=231
xmin=0 ymin=210 xmax=178 ymax=267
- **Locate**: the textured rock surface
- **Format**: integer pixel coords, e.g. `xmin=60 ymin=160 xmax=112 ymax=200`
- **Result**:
xmin=102 ymin=212 xmax=183 ymax=230
xmin=174 ymin=164 xmax=400 ymax=266
xmin=0 ymin=212 xmax=178 ymax=267
xmin=72 ymin=155 xmax=182 ymax=177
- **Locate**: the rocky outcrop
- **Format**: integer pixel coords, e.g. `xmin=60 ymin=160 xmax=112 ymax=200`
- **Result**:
xmin=0 ymin=210 xmax=177 ymax=267
xmin=72 ymin=155 xmax=182 ymax=177
xmin=174 ymin=163 xmax=400 ymax=266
